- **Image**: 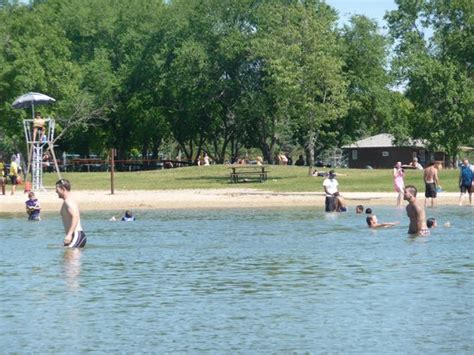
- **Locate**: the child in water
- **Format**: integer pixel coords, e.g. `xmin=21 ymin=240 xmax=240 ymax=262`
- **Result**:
xmin=25 ymin=191 xmax=41 ymax=221
xmin=121 ymin=210 xmax=136 ymax=221
xmin=366 ymin=215 xmax=399 ymax=229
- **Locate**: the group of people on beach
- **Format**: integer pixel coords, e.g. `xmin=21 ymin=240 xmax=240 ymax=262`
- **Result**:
xmin=393 ymin=157 xmax=473 ymax=207
xmin=2 ymin=155 xmax=472 ymax=246
xmin=0 ymin=154 xmax=23 ymax=195
xmin=323 ymin=157 xmax=473 ymax=236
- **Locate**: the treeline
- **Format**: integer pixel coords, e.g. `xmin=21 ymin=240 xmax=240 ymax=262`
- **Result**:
xmin=0 ymin=0 xmax=472 ymax=165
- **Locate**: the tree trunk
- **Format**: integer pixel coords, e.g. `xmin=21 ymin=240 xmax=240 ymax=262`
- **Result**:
xmin=151 ymin=137 xmax=162 ymax=163
xmin=177 ymin=139 xmax=191 ymax=161
xmin=261 ymin=142 xmax=272 ymax=164
xmin=260 ymin=134 xmax=277 ymax=164
xmin=305 ymin=131 xmax=316 ymax=176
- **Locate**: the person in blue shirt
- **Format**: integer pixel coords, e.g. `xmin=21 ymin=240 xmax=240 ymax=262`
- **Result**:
xmin=121 ymin=210 xmax=136 ymax=221
xmin=25 ymin=191 xmax=41 ymax=221
xmin=458 ymin=158 xmax=473 ymax=206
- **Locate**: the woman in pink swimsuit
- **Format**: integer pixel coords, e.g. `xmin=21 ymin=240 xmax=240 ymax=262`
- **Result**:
xmin=393 ymin=161 xmax=405 ymax=206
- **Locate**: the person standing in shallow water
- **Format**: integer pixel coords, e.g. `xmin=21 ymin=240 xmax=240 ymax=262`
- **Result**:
xmin=323 ymin=170 xmax=339 ymax=212
xmin=56 ymin=179 xmax=86 ymax=248
xmin=404 ymin=185 xmax=429 ymax=236
xmin=25 ymin=191 xmax=41 ymax=221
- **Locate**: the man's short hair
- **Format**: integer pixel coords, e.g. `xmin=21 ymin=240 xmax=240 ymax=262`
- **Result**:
xmin=366 ymin=216 xmax=374 ymax=226
xmin=365 ymin=208 xmax=372 ymax=214
xmin=405 ymin=185 xmax=417 ymax=197
xmin=56 ymin=179 xmax=71 ymax=191
xmin=427 ymin=218 xmax=436 ymax=228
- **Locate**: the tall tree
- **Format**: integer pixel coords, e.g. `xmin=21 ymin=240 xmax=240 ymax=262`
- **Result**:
xmin=386 ymin=0 xmax=473 ymax=164
xmin=253 ymin=0 xmax=348 ymax=172
xmin=338 ymin=15 xmax=394 ymax=143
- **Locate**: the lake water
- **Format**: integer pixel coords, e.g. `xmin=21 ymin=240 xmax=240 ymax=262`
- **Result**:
xmin=0 ymin=206 xmax=473 ymax=353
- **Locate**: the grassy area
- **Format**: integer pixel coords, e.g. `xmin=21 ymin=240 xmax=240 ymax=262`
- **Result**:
xmin=41 ymin=165 xmax=461 ymax=192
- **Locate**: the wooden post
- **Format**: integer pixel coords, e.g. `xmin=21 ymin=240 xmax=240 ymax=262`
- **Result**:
xmin=110 ymin=148 xmax=115 ymax=195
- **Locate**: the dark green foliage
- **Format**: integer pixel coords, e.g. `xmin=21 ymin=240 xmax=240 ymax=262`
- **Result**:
xmin=0 ymin=0 xmax=471 ymax=163
xmin=386 ymin=0 xmax=473 ymax=162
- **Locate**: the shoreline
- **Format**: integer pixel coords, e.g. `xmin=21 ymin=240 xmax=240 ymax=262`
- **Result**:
xmin=0 ymin=189 xmax=464 ymax=213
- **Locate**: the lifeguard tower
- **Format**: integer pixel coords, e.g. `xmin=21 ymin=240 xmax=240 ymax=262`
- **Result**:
xmin=12 ymin=92 xmax=62 ymax=191
xmin=23 ymin=117 xmax=61 ymax=191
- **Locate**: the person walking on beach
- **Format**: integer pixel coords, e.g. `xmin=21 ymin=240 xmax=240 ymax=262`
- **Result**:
xmin=458 ymin=158 xmax=473 ymax=206
xmin=423 ymin=161 xmax=440 ymax=208
xmin=9 ymin=155 xmax=19 ymax=195
xmin=404 ymin=185 xmax=429 ymax=236
xmin=393 ymin=161 xmax=405 ymax=206
xmin=56 ymin=179 xmax=86 ymax=248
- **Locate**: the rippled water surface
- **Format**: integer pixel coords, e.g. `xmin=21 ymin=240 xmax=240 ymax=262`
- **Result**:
xmin=1 ymin=206 xmax=473 ymax=352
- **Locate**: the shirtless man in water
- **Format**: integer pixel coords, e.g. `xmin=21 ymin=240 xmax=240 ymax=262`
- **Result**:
xmin=404 ymin=185 xmax=429 ymax=236
xmin=56 ymin=179 xmax=87 ymax=248
xmin=423 ymin=161 xmax=440 ymax=207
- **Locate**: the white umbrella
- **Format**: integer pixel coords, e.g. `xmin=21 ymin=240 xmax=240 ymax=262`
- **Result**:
xmin=12 ymin=92 xmax=56 ymax=118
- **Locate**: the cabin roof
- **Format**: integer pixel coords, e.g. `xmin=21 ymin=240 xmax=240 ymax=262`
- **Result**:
xmin=342 ymin=134 xmax=425 ymax=149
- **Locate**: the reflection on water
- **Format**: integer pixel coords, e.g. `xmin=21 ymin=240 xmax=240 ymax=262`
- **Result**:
xmin=63 ymin=249 xmax=82 ymax=290
xmin=0 ymin=206 xmax=472 ymax=353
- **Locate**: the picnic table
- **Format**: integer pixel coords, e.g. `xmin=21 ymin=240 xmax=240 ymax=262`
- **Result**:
xmin=227 ymin=164 xmax=269 ymax=183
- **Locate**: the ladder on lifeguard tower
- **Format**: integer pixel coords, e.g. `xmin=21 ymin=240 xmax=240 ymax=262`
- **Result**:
xmin=31 ymin=143 xmax=44 ymax=191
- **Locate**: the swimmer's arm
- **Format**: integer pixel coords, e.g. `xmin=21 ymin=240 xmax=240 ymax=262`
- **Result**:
xmin=381 ymin=222 xmax=399 ymax=228
xmin=372 ymin=222 xmax=399 ymax=228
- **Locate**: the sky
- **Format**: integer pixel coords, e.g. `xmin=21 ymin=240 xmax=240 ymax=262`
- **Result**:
xmin=326 ymin=0 xmax=398 ymax=30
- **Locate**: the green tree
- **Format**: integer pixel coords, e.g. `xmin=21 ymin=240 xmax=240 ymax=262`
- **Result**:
xmin=386 ymin=0 xmax=474 ymax=165
xmin=135 ymin=0 xmax=259 ymax=163
xmin=253 ymin=0 xmax=348 ymax=172
xmin=338 ymin=15 xmax=394 ymax=143
xmin=0 ymin=3 xmax=82 ymax=154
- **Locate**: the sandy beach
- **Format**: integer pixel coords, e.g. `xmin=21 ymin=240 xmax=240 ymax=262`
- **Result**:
xmin=0 ymin=188 xmax=463 ymax=213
